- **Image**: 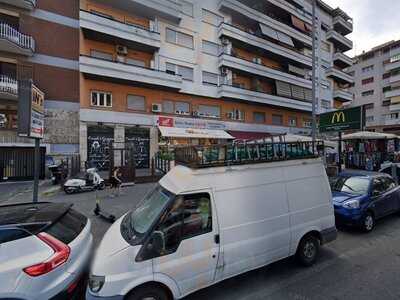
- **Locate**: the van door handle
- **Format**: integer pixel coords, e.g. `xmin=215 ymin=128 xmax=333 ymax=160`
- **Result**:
xmin=214 ymin=234 xmax=220 ymax=244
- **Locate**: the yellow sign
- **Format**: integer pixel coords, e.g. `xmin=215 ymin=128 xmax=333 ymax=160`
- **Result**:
xmin=331 ymin=111 xmax=345 ymax=124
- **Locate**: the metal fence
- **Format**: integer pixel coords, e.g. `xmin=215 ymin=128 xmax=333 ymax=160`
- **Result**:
xmin=0 ymin=22 xmax=35 ymax=51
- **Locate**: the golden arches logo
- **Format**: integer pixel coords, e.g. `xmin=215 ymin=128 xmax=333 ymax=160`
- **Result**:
xmin=331 ymin=112 xmax=345 ymax=124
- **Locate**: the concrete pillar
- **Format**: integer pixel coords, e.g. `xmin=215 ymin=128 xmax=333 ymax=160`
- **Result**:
xmin=150 ymin=126 xmax=159 ymax=160
xmin=114 ymin=125 xmax=125 ymax=167
xmin=79 ymin=122 xmax=87 ymax=170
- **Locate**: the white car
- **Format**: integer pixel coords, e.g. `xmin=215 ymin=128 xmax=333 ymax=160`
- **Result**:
xmin=0 ymin=202 xmax=93 ymax=299
xmin=87 ymin=155 xmax=336 ymax=300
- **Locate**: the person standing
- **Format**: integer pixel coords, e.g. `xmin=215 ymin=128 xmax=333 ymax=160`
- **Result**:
xmin=110 ymin=167 xmax=122 ymax=197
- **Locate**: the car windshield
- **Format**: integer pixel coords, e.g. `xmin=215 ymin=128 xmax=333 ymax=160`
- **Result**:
xmin=331 ymin=176 xmax=370 ymax=195
xmin=121 ymin=184 xmax=173 ymax=243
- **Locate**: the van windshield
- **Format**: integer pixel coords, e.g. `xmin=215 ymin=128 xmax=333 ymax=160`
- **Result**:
xmin=121 ymin=185 xmax=173 ymax=243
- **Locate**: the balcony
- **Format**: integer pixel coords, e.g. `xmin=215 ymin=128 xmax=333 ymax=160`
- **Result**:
xmin=326 ymin=67 xmax=354 ymax=85
xmin=333 ymin=16 xmax=353 ymax=35
xmin=0 ymin=0 xmax=36 ymax=10
xmin=390 ymin=73 xmax=400 ymax=84
xmin=333 ymin=88 xmax=352 ymax=102
xmin=385 ymin=87 xmax=400 ymax=98
xmin=265 ymin=0 xmax=312 ymax=24
xmin=389 ymin=103 xmax=400 ymax=112
xmin=80 ymin=10 xmax=161 ymax=49
xmin=0 ymin=23 xmax=35 ymax=56
xmin=385 ymin=60 xmax=400 ymax=72
xmin=383 ymin=117 xmax=400 ymax=126
xmin=326 ymin=30 xmax=353 ymax=52
xmin=218 ymin=84 xmax=312 ymax=112
xmin=218 ymin=23 xmax=312 ymax=67
xmin=79 ymin=55 xmax=182 ymax=90
xmin=129 ymin=0 xmax=181 ymax=23
xmin=219 ymin=53 xmax=311 ymax=89
xmin=0 ymin=75 xmax=17 ymax=101
xmin=333 ymin=52 xmax=353 ymax=68
xmin=219 ymin=0 xmax=312 ymax=46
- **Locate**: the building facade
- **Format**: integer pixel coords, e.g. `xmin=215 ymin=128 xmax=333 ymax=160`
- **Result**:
xmin=348 ymin=40 xmax=400 ymax=133
xmin=0 ymin=0 xmax=80 ymax=153
xmin=0 ymin=0 xmax=353 ymax=169
xmin=78 ymin=0 xmax=353 ymax=168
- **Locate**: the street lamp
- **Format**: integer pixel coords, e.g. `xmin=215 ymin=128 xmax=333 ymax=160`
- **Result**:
xmin=311 ymin=0 xmax=317 ymax=142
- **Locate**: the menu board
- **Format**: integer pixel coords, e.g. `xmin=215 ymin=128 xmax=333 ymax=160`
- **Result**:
xmin=87 ymin=126 xmax=114 ymax=170
xmin=125 ymin=127 xmax=150 ymax=169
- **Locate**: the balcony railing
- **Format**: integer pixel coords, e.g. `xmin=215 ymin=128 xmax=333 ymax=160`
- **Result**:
xmin=326 ymin=67 xmax=354 ymax=84
xmin=0 ymin=23 xmax=35 ymax=52
xmin=0 ymin=75 xmax=17 ymax=96
xmin=326 ymin=30 xmax=353 ymax=52
xmin=0 ymin=0 xmax=36 ymax=10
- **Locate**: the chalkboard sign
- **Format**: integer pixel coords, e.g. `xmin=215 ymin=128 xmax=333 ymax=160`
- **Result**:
xmin=87 ymin=126 xmax=114 ymax=170
xmin=125 ymin=127 xmax=150 ymax=169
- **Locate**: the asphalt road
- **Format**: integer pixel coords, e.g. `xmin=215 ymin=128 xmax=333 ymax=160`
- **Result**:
xmin=3 ymin=182 xmax=400 ymax=299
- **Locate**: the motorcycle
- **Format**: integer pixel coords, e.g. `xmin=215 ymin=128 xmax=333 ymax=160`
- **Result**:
xmin=64 ymin=168 xmax=105 ymax=194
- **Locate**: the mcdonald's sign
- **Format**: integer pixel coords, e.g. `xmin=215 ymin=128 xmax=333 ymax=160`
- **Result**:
xmin=319 ymin=106 xmax=362 ymax=133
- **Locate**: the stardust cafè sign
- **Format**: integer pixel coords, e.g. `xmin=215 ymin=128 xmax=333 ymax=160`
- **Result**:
xmin=157 ymin=116 xmax=226 ymax=130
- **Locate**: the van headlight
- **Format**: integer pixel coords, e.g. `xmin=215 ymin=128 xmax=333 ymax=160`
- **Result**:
xmin=89 ymin=275 xmax=105 ymax=293
xmin=342 ymin=199 xmax=360 ymax=209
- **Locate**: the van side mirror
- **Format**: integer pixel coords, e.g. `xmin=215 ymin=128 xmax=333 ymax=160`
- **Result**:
xmin=148 ymin=231 xmax=165 ymax=255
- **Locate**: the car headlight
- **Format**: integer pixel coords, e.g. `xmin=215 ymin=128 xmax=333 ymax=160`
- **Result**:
xmin=342 ymin=199 xmax=360 ymax=209
xmin=89 ymin=275 xmax=105 ymax=293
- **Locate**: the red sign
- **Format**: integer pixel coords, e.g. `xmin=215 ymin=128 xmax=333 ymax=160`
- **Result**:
xmin=158 ymin=116 xmax=174 ymax=127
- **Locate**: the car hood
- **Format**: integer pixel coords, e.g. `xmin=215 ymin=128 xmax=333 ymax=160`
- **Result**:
xmin=332 ymin=191 xmax=362 ymax=204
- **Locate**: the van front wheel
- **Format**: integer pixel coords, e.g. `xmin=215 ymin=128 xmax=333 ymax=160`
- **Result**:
xmin=126 ymin=285 xmax=169 ymax=300
xmin=296 ymin=235 xmax=320 ymax=267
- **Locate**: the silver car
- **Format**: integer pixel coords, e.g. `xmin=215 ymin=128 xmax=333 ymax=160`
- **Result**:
xmin=0 ymin=202 xmax=93 ymax=299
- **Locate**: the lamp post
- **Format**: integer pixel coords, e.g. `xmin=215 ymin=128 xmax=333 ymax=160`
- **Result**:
xmin=311 ymin=0 xmax=317 ymax=142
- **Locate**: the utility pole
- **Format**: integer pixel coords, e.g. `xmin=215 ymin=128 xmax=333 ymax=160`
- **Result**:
xmin=311 ymin=0 xmax=317 ymax=142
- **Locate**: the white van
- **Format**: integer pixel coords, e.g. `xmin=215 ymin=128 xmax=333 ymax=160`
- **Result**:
xmin=87 ymin=157 xmax=336 ymax=300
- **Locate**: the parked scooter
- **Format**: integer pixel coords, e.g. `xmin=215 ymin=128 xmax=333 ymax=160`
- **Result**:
xmin=64 ymin=168 xmax=105 ymax=194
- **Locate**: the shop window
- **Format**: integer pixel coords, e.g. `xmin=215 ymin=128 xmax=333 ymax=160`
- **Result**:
xmin=90 ymin=50 xmax=113 ymax=61
xmin=181 ymin=1 xmax=194 ymax=17
xmin=166 ymin=28 xmax=194 ymax=48
xmin=253 ymin=112 xmax=265 ymax=123
xmin=202 ymin=40 xmax=220 ymax=56
xmin=127 ymin=95 xmax=146 ymax=111
xmin=197 ymin=105 xmax=220 ymax=118
xmin=202 ymin=71 xmax=219 ymax=86
xmin=272 ymin=114 xmax=283 ymax=125
xmin=288 ymin=116 xmax=297 ymax=127
xmin=91 ymin=91 xmax=112 ymax=108
xmin=202 ymin=9 xmax=223 ymax=26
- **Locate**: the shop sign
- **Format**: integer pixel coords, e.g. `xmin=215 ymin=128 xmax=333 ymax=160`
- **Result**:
xmin=18 ymin=80 xmax=45 ymax=139
xmin=319 ymin=106 xmax=362 ymax=133
xmin=158 ymin=116 xmax=174 ymax=127
xmin=157 ymin=116 xmax=226 ymax=130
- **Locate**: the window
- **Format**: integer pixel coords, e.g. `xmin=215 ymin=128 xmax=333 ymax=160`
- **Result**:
xmin=151 ymin=193 xmax=212 ymax=256
xmin=91 ymin=91 xmax=112 ymax=107
xmin=362 ymin=90 xmax=374 ymax=97
xmin=166 ymin=63 xmax=194 ymax=81
xmin=162 ymin=100 xmax=174 ymax=114
xmin=125 ymin=58 xmax=146 ymax=67
xmin=181 ymin=1 xmax=193 ymax=17
xmin=202 ymin=9 xmax=223 ymax=26
xmin=372 ymin=178 xmax=386 ymax=196
xmin=391 ymin=113 xmax=399 ymax=119
xmin=383 ymin=73 xmax=391 ymax=79
xmin=382 ymin=100 xmax=391 ymax=106
xmin=272 ymin=114 xmax=283 ymax=125
xmin=303 ymin=119 xmax=312 ymax=128
xmin=362 ymin=77 xmax=374 ymax=85
xmin=362 ymin=65 xmax=374 ymax=73
xmin=227 ymin=109 xmax=244 ymax=121
xmin=202 ymin=40 xmax=220 ymax=56
xmin=166 ymin=28 xmax=194 ymax=48
xmin=383 ymin=86 xmax=391 ymax=93
xmin=90 ymin=50 xmax=113 ymax=61
xmin=365 ymin=116 xmax=374 ymax=122
xmin=127 ymin=95 xmax=145 ymax=111
xmin=175 ymin=102 xmax=190 ymax=114
xmin=198 ymin=105 xmax=220 ymax=118
xmin=364 ymin=103 xmax=374 ymax=109
xmin=288 ymin=116 xmax=297 ymax=126
xmin=0 ymin=228 xmax=29 ymax=244
xmin=202 ymin=71 xmax=219 ymax=86
xmin=253 ymin=112 xmax=265 ymax=123
xmin=382 ymin=177 xmax=396 ymax=191
xmin=390 ymin=54 xmax=400 ymax=63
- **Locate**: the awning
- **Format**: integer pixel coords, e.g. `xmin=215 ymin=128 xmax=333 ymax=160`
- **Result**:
xmin=291 ymin=15 xmax=306 ymax=32
xmin=228 ymin=130 xmax=272 ymax=141
xmin=158 ymin=126 xmax=234 ymax=139
xmin=259 ymin=23 xmax=295 ymax=47
xmin=338 ymin=131 xmax=398 ymax=140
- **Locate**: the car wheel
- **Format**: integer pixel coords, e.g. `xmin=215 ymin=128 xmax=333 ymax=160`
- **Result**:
xmin=362 ymin=212 xmax=375 ymax=232
xmin=126 ymin=285 xmax=169 ymax=300
xmin=296 ymin=235 xmax=320 ymax=267
xmin=98 ymin=182 xmax=105 ymax=190
xmin=64 ymin=187 xmax=74 ymax=194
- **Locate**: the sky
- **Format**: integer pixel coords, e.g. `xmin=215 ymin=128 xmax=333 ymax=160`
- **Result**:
xmin=322 ymin=0 xmax=400 ymax=57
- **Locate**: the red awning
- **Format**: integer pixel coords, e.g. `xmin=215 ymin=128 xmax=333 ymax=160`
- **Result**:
xmin=228 ymin=131 xmax=272 ymax=141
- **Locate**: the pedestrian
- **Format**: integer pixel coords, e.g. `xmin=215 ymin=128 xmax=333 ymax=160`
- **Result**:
xmin=110 ymin=167 xmax=122 ymax=197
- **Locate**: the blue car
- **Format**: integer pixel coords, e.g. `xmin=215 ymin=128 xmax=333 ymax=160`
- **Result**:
xmin=331 ymin=171 xmax=400 ymax=232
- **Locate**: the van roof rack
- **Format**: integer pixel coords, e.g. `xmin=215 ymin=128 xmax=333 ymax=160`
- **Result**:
xmin=175 ymin=140 xmax=324 ymax=169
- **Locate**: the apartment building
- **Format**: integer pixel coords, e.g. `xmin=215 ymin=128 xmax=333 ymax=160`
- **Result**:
xmin=0 ymin=0 xmax=79 ymax=153
xmin=78 ymin=0 xmax=353 ymax=168
xmin=348 ymin=40 xmax=400 ymax=134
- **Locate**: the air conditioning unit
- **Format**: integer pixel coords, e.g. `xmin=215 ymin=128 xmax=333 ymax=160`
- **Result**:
xmin=116 ymin=45 xmax=128 ymax=55
xmin=152 ymin=103 xmax=162 ymax=113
